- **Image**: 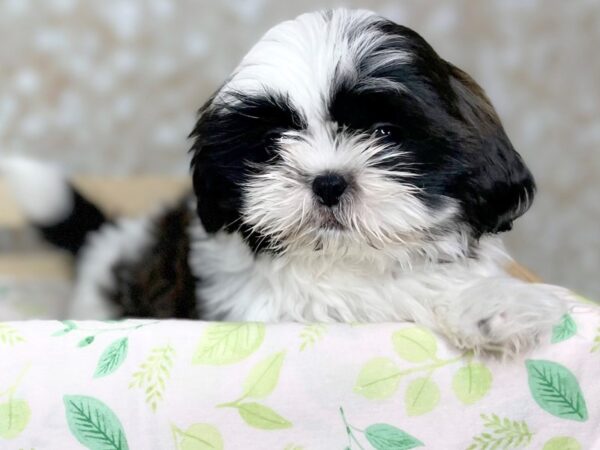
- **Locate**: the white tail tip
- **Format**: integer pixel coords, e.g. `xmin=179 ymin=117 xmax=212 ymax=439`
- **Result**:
xmin=0 ymin=156 xmax=74 ymax=225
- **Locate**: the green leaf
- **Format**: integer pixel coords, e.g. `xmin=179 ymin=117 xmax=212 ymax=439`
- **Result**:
xmin=192 ymin=323 xmax=265 ymax=365
xmin=63 ymin=395 xmax=129 ymax=450
xmin=405 ymin=377 xmax=440 ymax=416
xmin=526 ymin=359 xmax=588 ymax=421
xmin=469 ymin=414 xmax=533 ymax=450
xmin=0 ymin=399 xmax=31 ymax=439
xmin=452 ymin=363 xmax=492 ymax=405
xmin=179 ymin=423 xmax=224 ymax=450
xmin=243 ymin=352 xmax=285 ymax=399
xmin=354 ymin=358 xmax=401 ymax=400
xmin=392 ymin=327 xmax=437 ymax=362
xmin=543 ymin=436 xmax=582 ymax=450
xmin=129 ymin=344 xmax=175 ymax=412
xmin=365 ymin=424 xmax=423 ymax=450
xmin=94 ymin=338 xmax=129 ymax=378
xmin=52 ymin=320 xmax=78 ymax=337
xmin=0 ymin=324 xmax=25 ymax=346
xmin=592 ymin=327 xmax=599 ymax=353
xmin=299 ymin=324 xmax=327 ymax=351
xmin=237 ymin=402 xmax=292 ymax=430
xmin=78 ymin=336 xmax=96 ymax=347
xmin=551 ymin=314 xmax=577 ymax=343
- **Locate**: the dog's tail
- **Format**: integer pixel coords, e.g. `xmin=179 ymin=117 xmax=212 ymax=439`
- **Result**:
xmin=0 ymin=156 xmax=107 ymax=255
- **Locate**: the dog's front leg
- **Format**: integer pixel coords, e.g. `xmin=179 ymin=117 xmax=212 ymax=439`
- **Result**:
xmin=431 ymin=277 xmax=569 ymax=357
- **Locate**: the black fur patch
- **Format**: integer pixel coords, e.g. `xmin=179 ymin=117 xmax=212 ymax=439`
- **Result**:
xmin=330 ymin=18 xmax=535 ymax=236
xmin=38 ymin=187 xmax=107 ymax=255
xmin=107 ymin=198 xmax=198 ymax=318
xmin=190 ymin=92 xmax=306 ymax=251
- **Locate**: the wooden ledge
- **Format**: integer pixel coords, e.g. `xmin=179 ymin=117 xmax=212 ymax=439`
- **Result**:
xmin=0 ymin=176 xmax=190 ymax=227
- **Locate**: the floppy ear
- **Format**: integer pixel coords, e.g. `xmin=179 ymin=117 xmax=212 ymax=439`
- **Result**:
xmin=447 ymin=63 xmax=536 ymax=235
xmin=189 ymin=93 xmax=243 ymax=233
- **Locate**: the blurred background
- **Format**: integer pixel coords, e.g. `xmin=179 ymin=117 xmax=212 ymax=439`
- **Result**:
xmin=0 ymin=0 xmax=598 ymax=298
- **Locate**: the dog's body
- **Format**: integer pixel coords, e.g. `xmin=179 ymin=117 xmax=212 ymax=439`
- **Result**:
xmin=2 ymin=9 xmax=568 ymax=355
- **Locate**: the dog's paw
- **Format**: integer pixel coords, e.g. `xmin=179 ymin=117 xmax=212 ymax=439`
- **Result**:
xmin=440 ymin=278 xmax=569 ymax=358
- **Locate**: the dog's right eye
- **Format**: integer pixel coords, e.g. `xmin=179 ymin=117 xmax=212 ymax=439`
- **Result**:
xmin=263 ymin=129 xmax=285 ymax=156
xmin=264 ymin=129 xmax=283 ymax=144
xmin=372 ymin=123 xmax=403 ymax=141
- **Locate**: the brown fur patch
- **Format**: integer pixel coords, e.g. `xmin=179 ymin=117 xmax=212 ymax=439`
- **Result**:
xmin=107 ymin=197 xmax=199 ymax=318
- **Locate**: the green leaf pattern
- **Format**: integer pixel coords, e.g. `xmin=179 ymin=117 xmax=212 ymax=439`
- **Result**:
xmin=299 ymin=324 xmax=327 ymax=351
xmin=354 ymin=326 xmax=483 ymax=416
xmin=237 ymin=403 xmax=292 ymax=430
xmin=543 ymin=436 xmax=582 ymax=450
xmin=172 ymin=423 xmax=224 ymax=450
xmin=129 ymin=344 xmax=176 ymax=412
xmin=365 ymin=424 xmax=423 ymax=450
xmin=551 ymin=314 xmax=577 ymax=343
xmin=467 ymin=414 xmax=533 ymax=450
xmin=354 ymin=357 xmax=402 ymax=400
xmin=242 ymin=351 xmax=285 ymax=399
xmin=526 ymin=359 xmax=588 ymax=421
xmin=94 ymin=338 xmax=129 ymax=378
xmin=452 ymin=363 xmax=493 ymax=405
xmin=0 ymin=324 xmax=25 ymax=346
xmin=0 ymin=399 xmax=30 ymax=439
xmin=193 ymin=323 xmax=265 ymax=365
xmin=0 ymin=304 xmax=598 ymax=448
xmin=592 ymin=326 xmax=600 ymax=353
xmin=404 ymin=376 xmax=440 ymax=416
xmin=340 ymin=407 xmax=423 ymax=450
xmin=218 ymin=351 xmax=291 ymax=430
xmin=63 ymin=395 xmax=129 ymax=450
xmin=392 ymin=327 xmax=438 ymax=362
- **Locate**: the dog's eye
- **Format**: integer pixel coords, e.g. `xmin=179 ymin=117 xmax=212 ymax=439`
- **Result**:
xmin=372 ymin=124 xmax=400 ymax=140
xmin=264 ymin=129 xmax=284 ymax=146
xmin=263 ymin=130 xmax=283 ymax=155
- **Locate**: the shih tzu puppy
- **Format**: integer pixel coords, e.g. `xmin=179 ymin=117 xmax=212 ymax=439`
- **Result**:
xmin=2 ymin=9 xmax=569 ymax=355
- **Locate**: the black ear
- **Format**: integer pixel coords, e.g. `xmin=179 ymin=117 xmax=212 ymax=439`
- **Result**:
xmin=189 ymin=93 xmax=244 ymax=233
xmin=189 ymin=90 xmax=305 ymax=235
xmin=447 ymin=64 xmax=536 ymax=235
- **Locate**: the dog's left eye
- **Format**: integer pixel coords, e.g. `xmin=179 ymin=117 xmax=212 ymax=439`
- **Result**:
xmin=264 ymin=129 xmax=285 ymax=145
xmin=372 ymin=124 xmax=399 ymax=140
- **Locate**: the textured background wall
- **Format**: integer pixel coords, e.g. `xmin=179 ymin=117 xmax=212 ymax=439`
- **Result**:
xmin=0 ymin=0 xmax=598 ymax=297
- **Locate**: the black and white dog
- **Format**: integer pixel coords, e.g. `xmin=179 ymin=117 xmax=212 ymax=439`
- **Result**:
xmin=2 ymin=9 xmax=568 ymax=355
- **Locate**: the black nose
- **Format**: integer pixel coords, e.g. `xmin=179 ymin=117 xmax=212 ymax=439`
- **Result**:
xmin=312 ymin=173 xmax=348 ymax=207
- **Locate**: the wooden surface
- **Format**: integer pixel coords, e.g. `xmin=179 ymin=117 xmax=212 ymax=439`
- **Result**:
xmin=0 ymin=176 xmax=190 ymax=227
xmin=0 ymin=253 xmax=73 ymax=280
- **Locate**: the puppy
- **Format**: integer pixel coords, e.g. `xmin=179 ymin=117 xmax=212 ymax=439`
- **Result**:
xmin=2 ymin=9 xmax=568 ymax=355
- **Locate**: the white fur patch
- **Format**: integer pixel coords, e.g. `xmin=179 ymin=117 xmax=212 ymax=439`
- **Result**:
xmin=190 ymin=223 xmax=567 ymax=356
xmin=242 ymin=128 xmax=458 ymax=258
xmin=69 ymin=216 xmax=154 ymax=319
xmin=0 ymin=156 xmax=74 ymax=224
xmin=223 ymin=9 xmax=411 ymax=125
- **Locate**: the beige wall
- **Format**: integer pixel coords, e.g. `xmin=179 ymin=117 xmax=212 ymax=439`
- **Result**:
xmin=1 ymin=0 xmax=598 ymax=297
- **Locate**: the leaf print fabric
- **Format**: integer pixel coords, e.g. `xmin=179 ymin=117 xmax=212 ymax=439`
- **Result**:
xmin=64 ymin=395 xmax=129 ymax=450
xmin=0 ymin=299 xmax=598 ymax=449
xmin=171 ymin=423 xmax=224 ymax=450
xmin=551 ymin=314 xmax=577 ymax=343
xmin=192 ymin=323 xmax=265 ymax=365
xmin=0 ymin=324 xmax=25 ymax=346
xmin=526 ymin=360 xmax=588 ymax=421
xmin=467 ymin=414 xmax=533 ymax=450
xmin=218 ymin=351 xmax=292 ymax=430
xmin=94 ymin=338 xmax=129 ymax=378
xmin=129 ymin=344 xmax=175 ymax=412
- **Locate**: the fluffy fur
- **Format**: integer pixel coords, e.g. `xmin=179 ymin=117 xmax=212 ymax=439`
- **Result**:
xmin=3 ymin=9 xmax=569 ymax=356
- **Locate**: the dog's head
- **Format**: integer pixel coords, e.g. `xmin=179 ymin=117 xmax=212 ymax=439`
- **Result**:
xmin=190 ymin=9 xmax=534 ymax=260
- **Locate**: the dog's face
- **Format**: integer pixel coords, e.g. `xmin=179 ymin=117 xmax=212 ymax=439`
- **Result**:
xmin=190 ymin=10 xmax=535 ymax=259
